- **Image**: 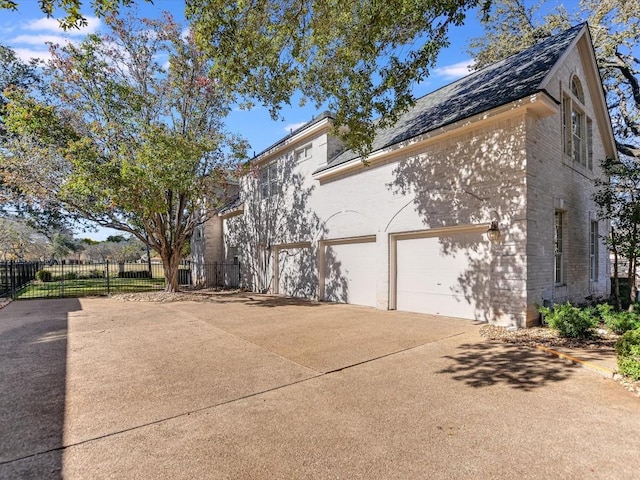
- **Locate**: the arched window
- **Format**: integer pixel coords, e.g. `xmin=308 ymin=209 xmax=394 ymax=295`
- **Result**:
xmin=571 ymin=76 xmax=584 ymax=104
xmin=562 ymin=75 xmax=591 ymax=170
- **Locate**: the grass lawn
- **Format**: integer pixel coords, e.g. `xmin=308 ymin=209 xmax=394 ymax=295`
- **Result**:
xmin=16 ymin=277 xmax=166 ymax=299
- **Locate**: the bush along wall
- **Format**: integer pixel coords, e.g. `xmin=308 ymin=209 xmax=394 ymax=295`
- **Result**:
xmin=538 ymin=302 xmax=598 ymax=338
xmin=615 ymin=329 xmax=640 ymax=381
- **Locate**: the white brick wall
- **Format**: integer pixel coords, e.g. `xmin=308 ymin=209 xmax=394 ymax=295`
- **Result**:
xmin=197 ymin=38 xmax=611 ymax=328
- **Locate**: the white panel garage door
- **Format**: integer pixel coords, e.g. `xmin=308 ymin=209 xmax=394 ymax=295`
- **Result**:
xmin=324 ymin=240 xmax=377 ymax=307
xmin=278 ymin=247 xmax=316 ymax=298
xmin=396 ymin=231 xmax=489 ymax=320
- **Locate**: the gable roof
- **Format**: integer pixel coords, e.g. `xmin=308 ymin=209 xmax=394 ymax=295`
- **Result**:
xmin=315 ymin=23 xmax=586 ymax=174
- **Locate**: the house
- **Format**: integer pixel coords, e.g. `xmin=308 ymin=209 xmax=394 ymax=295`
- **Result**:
xmin=192 ymin=23 xmax=615 ymax=328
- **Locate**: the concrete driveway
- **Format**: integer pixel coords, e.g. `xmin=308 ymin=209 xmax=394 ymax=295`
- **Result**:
xmin=1 ymin=295 xmax=638 ymax=479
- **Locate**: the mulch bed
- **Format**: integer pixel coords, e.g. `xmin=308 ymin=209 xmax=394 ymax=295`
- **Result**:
xmin=481 ymin=324 xmax=640 ymax=397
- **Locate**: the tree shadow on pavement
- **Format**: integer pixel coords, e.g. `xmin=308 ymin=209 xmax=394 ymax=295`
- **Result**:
xmin=197 ymin=292 xmax=323 ymax=308
xmin=438 ymin=341 xmax=578 ymax=391
xmin=0 ymin=298 xmax=82 ymax=479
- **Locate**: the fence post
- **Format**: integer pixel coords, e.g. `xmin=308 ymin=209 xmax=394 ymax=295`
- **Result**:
xmin=4 ymin=261 xmax=9 ymax=298
xmin=60 ymin=260 xmax=64 ymax=298
xmin=105 ymin=260 xmax=110 ymax=295
xmin=9 ymin=261 xmax=15 ymax=299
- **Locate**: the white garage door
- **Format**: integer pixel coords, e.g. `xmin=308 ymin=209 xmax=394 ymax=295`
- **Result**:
xmin=395 ymin=231 xmax=490 ymax=320
xmin=323 ymin=240 xmax=377 ymax=307
xmin=277 ymin=246 xmax=316 ymax=298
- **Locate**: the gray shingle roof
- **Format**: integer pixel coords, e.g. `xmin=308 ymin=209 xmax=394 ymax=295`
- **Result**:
xmin=314 ymin=23 xmax=585 ymax=174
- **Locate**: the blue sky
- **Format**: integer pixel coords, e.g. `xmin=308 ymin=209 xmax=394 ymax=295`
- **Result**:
xmin=0 ymin=0 xmax=575 ymax=239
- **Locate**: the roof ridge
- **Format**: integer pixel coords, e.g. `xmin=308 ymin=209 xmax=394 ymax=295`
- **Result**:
xmin=316 ymin=22 xmax=585 ymax=173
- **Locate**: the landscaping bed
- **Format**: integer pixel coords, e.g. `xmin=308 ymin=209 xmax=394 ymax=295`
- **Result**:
xmin=481 ymin=324 xmax=640 ymax=397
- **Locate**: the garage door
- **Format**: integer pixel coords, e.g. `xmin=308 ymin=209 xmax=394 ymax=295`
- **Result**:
xmin=323 ymin=239 xmax=377 ymax=307
xmin=277 ymin=246 xmax=316 ymax=298
xmin=395 ymin=230 xmax=490 ymax=320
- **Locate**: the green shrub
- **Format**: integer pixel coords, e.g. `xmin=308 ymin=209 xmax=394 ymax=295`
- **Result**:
xmin=597 ymin=304 xmax=640 ymax=334
xmin=64 ymin=272 xmax=78 ymax=280
xmin=35 ymin=270 xmax=53 ymax=282
xmin=539 ymin=302 xmax=598 ymax=338
xmin=117 ymin=270 xmax=152 ymax=279
xmin=615 ymin=328 xmax=640 ymax=380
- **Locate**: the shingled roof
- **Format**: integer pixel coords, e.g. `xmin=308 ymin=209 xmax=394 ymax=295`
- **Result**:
xmin=314 ymin=23 xmax=586 ymax=174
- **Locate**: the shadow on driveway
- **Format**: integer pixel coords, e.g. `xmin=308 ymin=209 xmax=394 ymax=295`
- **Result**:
xmin=0 ymin=298 xmax=81 ymax=479
xmin=438 ymin=341 xmax=578 ymax=391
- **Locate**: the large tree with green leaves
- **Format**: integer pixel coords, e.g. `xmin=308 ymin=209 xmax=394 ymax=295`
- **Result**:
xmin=186 ymin=0 xmax=491 ymax=156
xmin=0 ymin=0 xmax=148 ymax=29
xmin=469 ymin=0 xmax=640 ymax=308
xmin=1 ymin=14 xmax=244 ymax=291
xmin=3 ymin=1 xmax=494 ymax=155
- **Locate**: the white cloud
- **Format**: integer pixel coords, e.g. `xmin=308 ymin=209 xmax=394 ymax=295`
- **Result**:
xmin=284 ymin=121 xmax=307 ymax=133
xmin=13 ymin=47 xmax=52 ymax=62
xmin=434 ymin=60 xmax=474 ymax=80
xmin=24 ymin=16 xmax=101 ymax=35
xmin=10 ymin=34 xmax=71 ymax=45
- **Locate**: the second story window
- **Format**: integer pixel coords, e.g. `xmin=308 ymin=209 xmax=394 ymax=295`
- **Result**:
xmin=563 ymin=76 xmax=592 ymax=170
xmin=260 ymin=161 xmax=279 ymax=199
xmin=295 ymin=144 xmax=312 ymax=163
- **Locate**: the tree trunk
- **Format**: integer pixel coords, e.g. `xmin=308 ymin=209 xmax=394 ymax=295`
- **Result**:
xmin=629 ymin=220 xmax=638 ymax=312
xmin=162 ymin=250 xmax=182 ymax=293
xmin=629 ymin=256 xmax=637 ymax=312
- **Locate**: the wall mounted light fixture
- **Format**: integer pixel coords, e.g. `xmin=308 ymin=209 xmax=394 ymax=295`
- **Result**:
xmin=486 ymin=220 xmax=501 ymax=243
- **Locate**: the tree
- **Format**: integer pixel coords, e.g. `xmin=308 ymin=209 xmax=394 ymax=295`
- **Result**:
xmin=0 ymin=217 xmax=45 ymax=260
xmin=0 ymin=44 xmax=40 ymax=139
xmin=594 ymin=157 xmax=640 ymax=309
xmin=3 ymin=1 xmax=494 ymax=156
xmin=0 ymin=14 xmax=244 ymax=291
xmin=50 ymin=232 xmax=79 ymax=263
xmin=185 ymin=0 xmax=491 ymax=157
xmin=0 ymin=44 xmax=72 ymax=232
xmin=0 ymin=0 xmax=148 ymax=30
xmin=468 ymin=0 xmax=640 ymax=162
xmin=468 ymin=0 xmax=640 ymax=308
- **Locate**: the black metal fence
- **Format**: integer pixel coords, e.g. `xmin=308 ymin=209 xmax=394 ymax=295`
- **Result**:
xmin=191 ymin=261 xmax=242 ymax=289
xmin=0 ymin=260 xmax=242 ymax=300
xmin=0 ymin=261 xmax=41 ymax=298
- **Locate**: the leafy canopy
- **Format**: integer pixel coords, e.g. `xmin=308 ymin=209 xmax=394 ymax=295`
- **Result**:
xmin=186 ymin=0 xmax=491 ymax=156
xmin=0 ymin=0 xmax=150 ymax=29
xmin=0 ymin=14 xmax=245 ymax=290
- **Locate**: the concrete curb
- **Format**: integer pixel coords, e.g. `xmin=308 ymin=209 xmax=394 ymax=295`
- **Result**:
xmin=535 ymin=344 xmax=616 ymax=379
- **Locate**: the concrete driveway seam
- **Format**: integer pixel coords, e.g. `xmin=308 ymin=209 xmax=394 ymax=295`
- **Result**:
xmin=0 ymin=372 xmax=325 ymax=468
xmin=164 ymin=304 xmax=324 ymax=374
xmin=322 ymin=330 xmax=468 ymax=374
xmin=1 ymin=327 xmax=468 ymax=468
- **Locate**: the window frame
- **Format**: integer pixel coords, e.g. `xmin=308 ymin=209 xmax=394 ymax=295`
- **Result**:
xmin=259 ymin=161 xmax=279 ymax=199
xmin=562 ymin=76 xmax=592 ymax=170
xmin=295 ymin=144 xmax=312 ymax=163
xmin=589 ymin=220 xmax=599 ymax=282
xmin=555 ymin=211 xmax=565 ymax=285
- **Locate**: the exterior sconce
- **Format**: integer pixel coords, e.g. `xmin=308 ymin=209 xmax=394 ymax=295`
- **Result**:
xmin=486 ymin=220 xmax=501 ymax=243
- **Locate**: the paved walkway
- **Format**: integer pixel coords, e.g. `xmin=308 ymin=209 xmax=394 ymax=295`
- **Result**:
xmin=1 ymin=296 xmax=638 ymax=479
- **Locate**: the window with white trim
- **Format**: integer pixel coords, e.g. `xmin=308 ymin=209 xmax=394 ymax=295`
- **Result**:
xmin=555 ymin=211 xmax=564 ymax=285
xmin=590 ymin=220 xmax=599 ymax=281
xmin=259 ymin=161 xmax=279 ymax=199
xmin=563 ymin=76 xmax=592 ymax=170
xmin=295 ymin=144 xmax=312 ymax=163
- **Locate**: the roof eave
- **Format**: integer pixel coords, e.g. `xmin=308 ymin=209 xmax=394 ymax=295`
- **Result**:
xmin=313 ymin=92 xmax=558 ymax=182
